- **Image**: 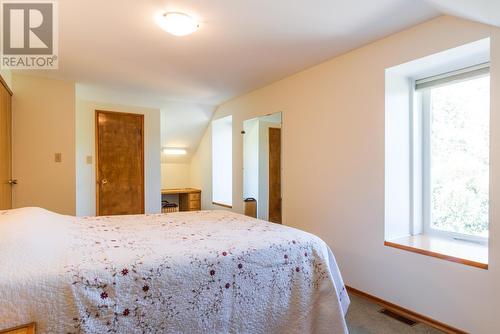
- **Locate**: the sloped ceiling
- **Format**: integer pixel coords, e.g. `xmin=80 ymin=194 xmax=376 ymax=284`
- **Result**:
xmin=425 ymin=0 xmax=500 ymax=27
xmin=19 ymin=0 xmax=455 ymax=162
xmin=76 ymin=84 xmax=214 ymax=163
xmin=159 ymin=101 xmax=214 ymax=163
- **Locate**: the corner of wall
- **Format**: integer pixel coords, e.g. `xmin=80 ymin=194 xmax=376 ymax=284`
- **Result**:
xmin=189 ymin=123 xmax=213 ymax=210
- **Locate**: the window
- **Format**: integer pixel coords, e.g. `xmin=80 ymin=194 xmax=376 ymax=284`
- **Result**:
xmin=417 ymin=67 xmax=490 ymax=242
xmin=384 ymin=38 xmax=491 ymax=268
xmin=212 ymin=115 xmax=232 ymax=207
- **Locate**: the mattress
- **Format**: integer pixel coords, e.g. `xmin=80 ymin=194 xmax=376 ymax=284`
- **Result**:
xmin=0 ymin=207 xmax=349 ymax=333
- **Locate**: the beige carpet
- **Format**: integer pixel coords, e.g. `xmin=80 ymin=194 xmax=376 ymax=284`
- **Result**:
xmin=346 ymin=294 xmax=444 ymax=334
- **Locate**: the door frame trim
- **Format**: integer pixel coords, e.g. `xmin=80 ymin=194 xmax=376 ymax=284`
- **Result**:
xmin=0 ymin=74 xmax=12 ymax=210
xmin=268 ymin=126 xmax=282 ymax=224
xmin=95 ymin=110 xmax=145 ymax=216
xmin=0 ymin=74 xmax=13 ymax=96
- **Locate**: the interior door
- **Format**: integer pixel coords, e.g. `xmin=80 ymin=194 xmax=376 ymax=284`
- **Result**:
xmin=268 ymin=127 xmax=282 ymax=223
xmin=0 ymin=77 xmax=12 ymax=210
xmin=96 ymin=111 xmax=144 ymax=216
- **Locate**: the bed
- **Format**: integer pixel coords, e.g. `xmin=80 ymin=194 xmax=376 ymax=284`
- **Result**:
xmin=0 ymin=207 xmax=349 ymax=333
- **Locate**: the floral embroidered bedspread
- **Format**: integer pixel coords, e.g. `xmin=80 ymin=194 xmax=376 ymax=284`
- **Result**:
xmin=0 ymin=207 xmax=349 ymax=333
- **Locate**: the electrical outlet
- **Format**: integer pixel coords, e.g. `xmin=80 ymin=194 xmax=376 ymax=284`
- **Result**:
xmin=55 ymin=153 xmax=62 ymax=163
xmin=86 ymin=156 xmax=93 ymax=164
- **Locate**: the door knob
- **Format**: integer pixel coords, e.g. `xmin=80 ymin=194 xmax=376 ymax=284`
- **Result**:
xmin=7 ymin=179 xmax=17 ymax=185
xmin=101 ymin=179 xmax=108 ymax=185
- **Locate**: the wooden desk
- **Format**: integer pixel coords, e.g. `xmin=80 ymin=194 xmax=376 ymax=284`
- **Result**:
xmin=161 ymin=188 xmax=201 ymax=211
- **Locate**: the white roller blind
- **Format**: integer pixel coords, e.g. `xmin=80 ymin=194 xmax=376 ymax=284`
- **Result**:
xmin=415 ymin=62 xmax=490 ymax=91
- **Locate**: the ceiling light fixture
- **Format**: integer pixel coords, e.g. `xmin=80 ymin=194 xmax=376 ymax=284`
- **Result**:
xmin=162 ymin=148 xmax=187 ymax=155
xmin=156 ymin=12 xmax=199 ymax=37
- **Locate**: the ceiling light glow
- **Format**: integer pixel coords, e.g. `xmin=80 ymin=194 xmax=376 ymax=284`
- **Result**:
xmin=163 ymin=148 xmax=187 ymax=155
xmin=156 ymin=12 xmax=199 ymax=36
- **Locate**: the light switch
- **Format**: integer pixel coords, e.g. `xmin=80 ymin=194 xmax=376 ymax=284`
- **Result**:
xmin=86 ymin=155 xmax=93 ymax=164
xmin=55 ymin=153 xmax=62 ymax=163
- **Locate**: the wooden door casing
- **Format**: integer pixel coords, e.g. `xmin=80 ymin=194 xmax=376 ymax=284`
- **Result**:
xmin=0 ymin=76 xmax=12 ymax=210
xmin=268 ymin=127 xmax=282 ymax=224
xmin=96 ymin=111 xmax=144 ymax=216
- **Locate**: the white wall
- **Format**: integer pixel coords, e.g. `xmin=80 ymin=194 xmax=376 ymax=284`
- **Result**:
xmin=161 ymin=163 xmax=191 ymax=189
xmin=384 ymin=72 xmax=412 ymax=240
xmin=11 ymin=74 xmax=76 ymax=215
xmin=76 ymin=100 xmax=161 ymax=216
xmin=189 ymin=16 xmax=500 ymax=333
xmin=190 ymin=124 xmax=214 ymax=210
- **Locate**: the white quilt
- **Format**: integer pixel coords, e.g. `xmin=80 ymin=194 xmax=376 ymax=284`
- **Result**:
xmin=0 ymin=208 xmax=349 ymax=333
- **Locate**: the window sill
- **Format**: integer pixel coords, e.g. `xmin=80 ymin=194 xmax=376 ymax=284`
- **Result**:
xmin=385 ymin=234 xmax=488 ymax=270
xmin=212 ymin=202 xmax=232 ymax=209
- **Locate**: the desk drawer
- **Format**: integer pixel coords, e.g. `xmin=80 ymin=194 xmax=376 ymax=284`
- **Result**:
xmin=189 ymin=200 xmax=201 ymax=210
xmin=188 ymin=193 xmax=200 ymax=201
xmin=175 ymin=190 xmax=202 ymax=211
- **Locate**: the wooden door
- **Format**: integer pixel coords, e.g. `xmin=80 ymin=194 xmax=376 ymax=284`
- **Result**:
xmin=0 ymin=77 xmax=12 ymax=210
xmin=96 ymin=111 xmax=144 ymax=216
xmin=268 ymin=127 xmax=281 ymax=223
